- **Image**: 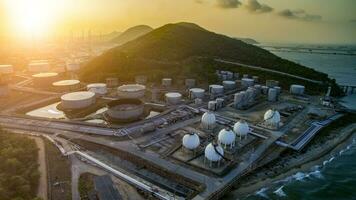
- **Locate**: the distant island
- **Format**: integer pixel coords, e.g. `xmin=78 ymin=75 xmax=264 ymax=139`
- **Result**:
xmin=81 ymin=22 xmax=342 ymax=96
xmin=235 ymin=37 xmax=259 ymax=45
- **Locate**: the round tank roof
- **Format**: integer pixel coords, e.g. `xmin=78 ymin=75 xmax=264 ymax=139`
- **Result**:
xmin=210 ymin=84 xmax=223 ymax=88
xmin=165 ymin=92 xmax=182 ymax=98
xmin=61 ymin=91 xmax=95 ymax=101
xmin=118 ymin=84 xmax=146 ymax=92
xmin=32 ymin=72 xmax=58 ymax=78
xmin=87 ymin=83 xmax=106 ymax=88
xmin=190 ymin=88 xmax=205 ymax=92
xmin=53 ymin=80 xmax=80 ymax=86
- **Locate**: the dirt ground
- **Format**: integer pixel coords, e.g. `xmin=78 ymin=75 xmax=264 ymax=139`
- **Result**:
xmin=32 ymin=137 xmax=48 ymax=200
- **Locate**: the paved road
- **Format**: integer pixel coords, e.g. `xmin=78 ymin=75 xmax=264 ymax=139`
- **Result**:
xmin=215 ymin=59 xmax=323 ymax=84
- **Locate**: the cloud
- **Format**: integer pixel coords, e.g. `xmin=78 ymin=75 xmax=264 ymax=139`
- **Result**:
xmin=278 ymin=9 xmax=322 ymax=21
xmin=216 ymin=0 xmax=242 ymax=9
xmin=245 ymin=0 xmax=273 ymax=13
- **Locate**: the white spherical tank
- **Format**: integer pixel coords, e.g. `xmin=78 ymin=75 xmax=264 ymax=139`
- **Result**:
xmin=201 ymin=112 xmax=216 ymax=130
xmin=233 ymin=120 xmax=249 ymax=138
xmin=117 ymin=84 xmax=146 ymax=98
xmin=209 ymin=84 xmax=224 ymax=95
xmin=290 ymin=84 xmax=305 ymax=95
xmin=264 ymin=109 xmax=281 ymax=128
xmin=87 ymin=83 xmax=107 ymax=96
xmin=218 ymin=128 xmax=236 ymax=148
xmin=53 ymin=80 xmax=81 ymax=92
xmin=223 ymin=81 xmax=236 ymax=90
xmin=61 ymin=91 xmax=96 ymax=109
xmin=268 ymin=88 xmax=278 ymax=102
xmin=189 ymin=88 xmax=205 ymax=99
xmin=165 ymin=92 xmax=182 ymax=105
xmin=205 ymin=143 xmax=224 ymax=162
xmin=182 ymin=133 xmax=200 ymax=150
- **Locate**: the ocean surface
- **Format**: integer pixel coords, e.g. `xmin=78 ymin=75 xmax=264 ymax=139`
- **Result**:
xmin=235 ymin=44 xmax=356 ymax=200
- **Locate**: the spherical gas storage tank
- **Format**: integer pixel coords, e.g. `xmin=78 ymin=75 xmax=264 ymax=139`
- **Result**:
xmin=233 ymin=120 xmax=249 ymax=138
xmin=61 ymin=91 xmax=96 ymax=110
xmin=165 ymin=92 xmax=182 ymax=105
xmin=32 ymin=72 xmax=59 ymax=87
xmin=106 ymin=98 xmax=144 ymax=122
xmin=87 ymin=83 xmax=107 ymax=96
xmin=201 ymin=112 xmax=216 ymax=130
xmin=53 ymin=80 xmax=81 ymax=92
xmin=205 ymin=143 xmax=224 ymax=162
xmin=182 ymin=133 xmax=200 ymax=150
xmin=264 ymin=109 xmax=281 ymax=128
xmin=218 ymin=128 xmax=236 ymax=148
xmin=189 ymin=88 xmax=205 ymax=99
xmin=117 ymin=84 xmax=146 ymax=98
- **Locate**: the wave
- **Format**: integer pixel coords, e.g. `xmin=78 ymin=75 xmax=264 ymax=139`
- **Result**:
xmin=255 ymin=187 xmax=269 ymax=199
xmin=273 ymin=186 xmax=287 ymax=197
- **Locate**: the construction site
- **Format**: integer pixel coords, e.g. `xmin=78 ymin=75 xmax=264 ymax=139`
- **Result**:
xmin=0 ymin=61 xmax=344 ymax=200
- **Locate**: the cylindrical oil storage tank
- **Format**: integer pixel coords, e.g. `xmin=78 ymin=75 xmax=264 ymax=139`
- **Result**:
xmin=254 ymin=84 xmax=262 ymax=97
xmin=32 ymin=72 xmax=59 ymax=87
xmin=0 ymin=85 xmax=9 ymax=97
xmin=87 ymin=83 xmax=107 ymax=96
xmin=208 ymin=101 xmax=217 ymax=111
xmin=268 ymin=88 xmax=278 ymax=102
xmin=226 ymin=72 xmax=234 ymax=80
xmin=246 ymin=88 xmax=255 ymax=104
xmin=252 ymin=76 xmax=259 ymax=83
xmin=241 ymin=78 xmax=254 ymax=88
xmin=240 ymin=91 xmax=248 ymax=107
xmin=165 ymin=92 xmax=182 ymax=105
xmin=266 ymin=80 xmax=279 ymax=88
xmin=221 ymin=74 xmax=227 ymax=81
xmin=106 ymin=78 xmax=118 ymax=88
xmin=66 ymin=61 xmax=80 ymax=71
xmin=243 ymin=74 xmax=249 ymax=78
xmin=106 ymin=98 xmax=144 ymax=122
xmin=61 ymin=91 xmax=96 ymax=109
xmin=162 ymin=78 xmax=172 ymax=87
xmin=209 ymin=85 xmax=224 ymax=96
xmin=117 ymin=84 xmax=146 ymax=99
xmin=189 ymin=88 xmax=205 ymax=99
xmin=223 ymin=81 xmax=236 ymax=90
xmin=274 ymin=86 xmax=282 ymax=95
xmin=261 ymin=86 xmax=269 ymax=95
xmin=185 ymin=79 xmax=196 ymax=88
xmin=53 ymin=80 xmax=80 ymax=92
xmin=195 ymin=98 xmax=203 ymax=105
xmin=0 ymin=65 xmax=14 ymax=74
xmin=28 ymin=62 xmax=50 ymax=73
xmin=233 ymin=72 xmax=239 ymax=79
xmin=234 ymin=92 xmax=244 ymax=109
xmin=216 ymin=98 xmax=225 ymax=108
xmin=135 ymin=75 xmax=147 ymax=85
xmin=290 ymin=84 xmax=305 ymax=95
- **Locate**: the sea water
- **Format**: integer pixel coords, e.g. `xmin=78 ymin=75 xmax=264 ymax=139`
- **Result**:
xmin=233 ymin=44 xmax=356 ymax=200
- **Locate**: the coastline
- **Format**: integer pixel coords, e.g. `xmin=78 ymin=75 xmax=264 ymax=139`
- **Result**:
xmin=227 ymin=123 xmax=356 ymax=199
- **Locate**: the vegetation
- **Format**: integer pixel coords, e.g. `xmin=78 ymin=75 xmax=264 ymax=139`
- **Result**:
xmin=111 ymin=25 xmax=153 ymax=45
xmin=78 ymin=173 xmax=95 ymax=200
xmin=81 ymin=22 xmax=342 ymax=96
xmin=0 ymin=128 xmax=41 ymax=200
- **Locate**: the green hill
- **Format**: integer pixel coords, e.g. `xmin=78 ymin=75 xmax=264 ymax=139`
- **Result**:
xmin=111 ymin=25 xmax=153 ymax=45
xmin=81 ymin=22 xmax=342 ymax=96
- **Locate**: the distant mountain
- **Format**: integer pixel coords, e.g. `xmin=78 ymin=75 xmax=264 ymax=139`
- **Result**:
xmin=111 ymin=25 xmax=153 ymax=45
xmin=81 ymin=22 xmax=341 ymax=95
xmin=235 ymin=37 xmax=259 ymax=45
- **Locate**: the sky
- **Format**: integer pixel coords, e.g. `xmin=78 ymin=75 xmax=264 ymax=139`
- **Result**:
xmin=0 ymin=0 xmax=355 ymax=44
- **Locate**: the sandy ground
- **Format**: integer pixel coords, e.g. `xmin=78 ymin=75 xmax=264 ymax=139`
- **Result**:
xmin=32 ymin=137 xmax=48 ymax=200
xmin=229 ymin=124 xmax=356 ymax=198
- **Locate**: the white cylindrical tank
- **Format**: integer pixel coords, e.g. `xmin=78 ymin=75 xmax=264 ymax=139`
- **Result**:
xmin=241 ymin=78 xmax=254 ymax=88
xmin=162 ymin=78 xmax=172 ymax=87
xmin=264 ymin=109 xmax=281 ymax=128
xmin=254 ymin=84 xmax=262 ymax=96
xmin=32 ymin=72 xmax=59 ymax=87
xmin=106 ymin=78 xmax=119 ymax=88
xmin=268 ymin=88 xmax=278 ymax=102
xmin=209 ymin=85 xmax=224 ymax=95
xmin=28 ymin=62 xmax=50 ymax=73
xmin=205 ymin=143 xmax=224 ymax=162
xmin=182 ymin=133 xmax=200 ymax=150
xmin=234 ymin=92 xmax=244 ymax=109
xmin=223 ymin=81 xmax=236 ymax=90
xmin=185 ymin=79 xmax=196 ymax=88
xmin=290 ymin=84 xmax=305 ymax=95
xmin=208 ymin=101 xmax=217 ymax=111
xmin=135 ymin=75 xmax=147 ymax=85
xmin=218 ymin=128 xmax=236 ymax=148
xmin=189 ymin=88 xmax=205 ymax=99
xmin=226 ymin=72 xmax=234 ymax=80
xmin=117 ymin=84 xmax=146 ymax=98
xmin=165 ymin=92 xmax=182 ymax=105
xmin=53 ymin=80 xmax=80 ymax=92
xmin=266 ymin=80 xmax=279 ymax=88
xmin=233 ymin=120 xmax=249 ymax=139
xmin=216 ymin=98 xmax=225 ymax=108
xmin=252 ymin=76 xmax=259 ymax=83
xmin=61 ymin=91 xmax=96 ymax=109
xmin=246 ymin=87 xmax=255 ymax=104
xmin=233 ymin=72 xmax=239 ymax=79
xmin=195 ymin=98 xmax=203 ymax=105
xmin=240 ymin=91 xmax=248 ymax=107
xmin=201 ymin=112 xmax=216 ymax=130
xmin=0 ymin=65 xmax=14 ymax=74
xmin=261 ymin=86 xmax=269 ymax=95
xmin=243 ymin=74 xmax=249 ymax=78
xmin=87 ymin=83 xmax=107 ymax=96
xmin=274 ymin=86 xmax=281 ymax=95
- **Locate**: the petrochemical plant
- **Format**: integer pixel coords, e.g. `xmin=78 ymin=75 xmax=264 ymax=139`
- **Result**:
xmin=0 ymin=61 xmax=343 ymax=200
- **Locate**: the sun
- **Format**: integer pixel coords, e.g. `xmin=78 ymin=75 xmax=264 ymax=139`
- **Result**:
xmin=5 ymin=0 xmax=56 ymax=37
